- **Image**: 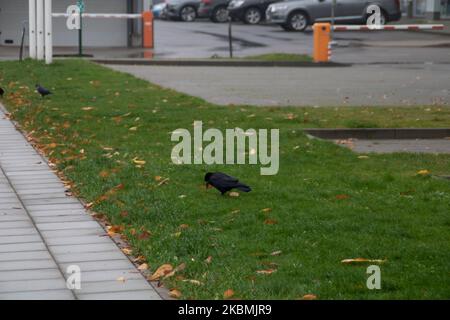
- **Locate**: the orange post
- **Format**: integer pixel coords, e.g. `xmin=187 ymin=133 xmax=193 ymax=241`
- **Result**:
xmin=313 ymin=23 xmax=331 ymax=63
xmin=142 ymin=11 xmax=154 ymax=49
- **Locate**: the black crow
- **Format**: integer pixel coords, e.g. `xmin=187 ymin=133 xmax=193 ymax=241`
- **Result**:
xmin=36 ymin=84 xmax=52 ymax=97
xmin=0 ymin=87 xmax=4 ymax=98
xmin=204 ymin=172 xmax=251 ymax=195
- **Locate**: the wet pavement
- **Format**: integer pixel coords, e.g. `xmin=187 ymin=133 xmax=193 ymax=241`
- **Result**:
xmin=2 ymin=19 xmax=450 ymax=63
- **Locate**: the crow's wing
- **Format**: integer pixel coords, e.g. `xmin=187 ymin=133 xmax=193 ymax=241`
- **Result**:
xmin=210 ymin=172 xmax=239 ymax=188
xmin=213 ymin=172 xmax=238 ymax=182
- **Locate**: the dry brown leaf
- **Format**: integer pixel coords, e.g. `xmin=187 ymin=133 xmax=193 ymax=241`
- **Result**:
xmin=154 ymin=176 xmax=163 ymax=181
xmin=224 ymin=289 xmax=235 ymax=299
xmin=138 ymin=230 xmax=151 ymax=240
xmin=82 ymin=107 xmax=94 ymax=111
xmin=417 ymin=169 xmax=430 ymax=176
xmin=148 ymin=264 xmax=174 ymax=281
xmin=264 ymin=219 xmax=278 ymax=225
xmin=229 ymin=192 xmax=240 ymax=197
xmin=164 ymin=263 xmax=186 ymax=279
xmin=121 ymin=248 xmax=133 ymax=255
xmin=138 ymin=263 xmax=149 ymax=271
xmin=261 ymin=208 xmax=272 ymax=213
xmin=169 ymin=289 xmax=182 ymax=299
xmin=120 ymin=211 xmax=129 ymax=218
xmin=205 ymin=256 xmax=213 ymax=264
xmin=132 ymin=255 xmax=145 ymax=263
xmin=302 ymin=294 xmax=317 ymax=300
xmin=99 ymin=170 xmax=109 ymax=178
xmin=116 ymin=276 xmax=126 ymax=283
xmin=270 ymin=250 xmax=282 ymax=256
xmin=335 ymin=194 xmax=350 ymax=200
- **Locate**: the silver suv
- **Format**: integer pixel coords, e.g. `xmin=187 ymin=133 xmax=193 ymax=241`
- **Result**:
xmin=266 ymin=0 xmax=402 ymax=32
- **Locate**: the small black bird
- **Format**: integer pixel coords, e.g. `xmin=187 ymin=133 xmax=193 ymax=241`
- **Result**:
xmin=36 ymin=84 xmax=52 ymax=97
xmin=0 ymin=87 xmax=4 ymax=98
xmin=205 ymin=172 xmax=252 ymax=195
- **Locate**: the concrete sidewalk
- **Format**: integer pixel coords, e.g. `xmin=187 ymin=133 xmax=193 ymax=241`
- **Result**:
xmin=0 ymin=105 xmax=161 ymax=300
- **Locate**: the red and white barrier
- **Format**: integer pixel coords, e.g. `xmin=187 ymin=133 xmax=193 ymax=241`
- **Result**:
xmin=52 ymin=13 xmax=143 ymax=19
xmin=333 ymin=24 xmax=444 ymax=32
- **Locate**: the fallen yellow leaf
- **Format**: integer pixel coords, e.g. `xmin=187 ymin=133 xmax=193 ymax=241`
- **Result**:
xmin=341 ymin=258 xmax=387 ymax=264
xmin=132 ymin=158 xmax=146 ymax=165
xmin=229 ymin=192 xmax=240 ymax=197
xmin=256 ymin=269 xmax=277 ymax=275
xmin=417 ymin=169 xmax=430 ymax=176
xmin=302 ymin=294 xmax=317 ymax=300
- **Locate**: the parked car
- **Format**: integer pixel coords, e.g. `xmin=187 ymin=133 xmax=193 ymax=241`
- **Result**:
xmin=153 ymin=2 xmax=168 ymax=19
xmin=165 ymin=0 xmax=201 ymax=22
xmin=228 ymin=0 xmax=284 ymax=24
xmin=198 ymin=0 xmax=231 ymax=23
xmin=266 ymin=0 xmax=402 ymax=32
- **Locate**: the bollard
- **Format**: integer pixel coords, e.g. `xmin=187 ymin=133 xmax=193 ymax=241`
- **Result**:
xmin=142 ymin=11 xmax=154 ymax=49
xmin=313 ymin=23 xmax=331 ymax=63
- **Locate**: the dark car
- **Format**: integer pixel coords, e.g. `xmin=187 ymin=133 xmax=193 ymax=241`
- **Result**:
xmin=198 ymin=0 xmax=231 ymax=23
xmin=228 ymin=0 xmax=283 ymax=24
xmin=166 ymin=0 xmax=201 ymax=22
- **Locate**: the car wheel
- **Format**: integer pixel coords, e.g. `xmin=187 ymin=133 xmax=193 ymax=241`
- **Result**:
xmin=180 ymin=6 xmax=197 ymax=22
xmin=280 ymin=23 xmax=293 ymax=31
xmin=244 ymin=7 xmax=262 ymax=25
xmin=287 ymin=11 xmax=308 ymax=32
xmin=211 ymin=6 xmax=229 ymax=23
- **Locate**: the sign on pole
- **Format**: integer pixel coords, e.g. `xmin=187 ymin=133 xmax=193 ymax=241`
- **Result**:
xmin=77 ymin=0 xmax=85 ymax=56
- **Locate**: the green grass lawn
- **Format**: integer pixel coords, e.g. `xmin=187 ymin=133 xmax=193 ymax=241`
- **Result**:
xmin=242 ymin=53 xmax=314 ymax=62
xmin=0 ymin=59 xmax=449 ymax=299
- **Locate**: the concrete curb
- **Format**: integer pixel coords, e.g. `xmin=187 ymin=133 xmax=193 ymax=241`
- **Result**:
xmin=92 ymin=58 xmax=351 ymax=68
xmin=304 ymin=128 xmax=450 ymax=140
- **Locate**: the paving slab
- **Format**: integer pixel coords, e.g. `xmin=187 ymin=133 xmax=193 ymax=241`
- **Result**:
xmin=0 ymin=104 xmax=161 ymax=300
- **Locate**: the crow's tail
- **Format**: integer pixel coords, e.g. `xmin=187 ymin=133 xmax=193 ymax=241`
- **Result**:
xmin=236 ymin=183 xmax=251 ymax=193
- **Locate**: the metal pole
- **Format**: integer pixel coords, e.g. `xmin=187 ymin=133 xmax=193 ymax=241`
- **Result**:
xmin=20 ymin=22 xmax=26 ymax=61
xmin=228 ymin=18 xmax=233 ymax=59
xmin=331 ymin=0 xmax=336 ymax=41
xmin=44 ymin=0 xmax=52 ymax=64
xmin=78 ymin=14 xmax=83 ymax=56
xmin=36 ymin=0 xmax=45 ymax=60
xmin=29 ymin=0 xmax=37 ymax=59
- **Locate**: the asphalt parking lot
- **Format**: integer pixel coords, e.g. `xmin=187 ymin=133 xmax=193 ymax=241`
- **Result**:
xmin=154 ymin=19 xmax=450 ymax=63
xmin=105 ymin=19 xmax=450 ymax=107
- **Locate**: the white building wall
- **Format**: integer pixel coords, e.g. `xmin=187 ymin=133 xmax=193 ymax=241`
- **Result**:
xmin=0 ymin=0 xmax=128 ymax=47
